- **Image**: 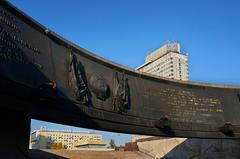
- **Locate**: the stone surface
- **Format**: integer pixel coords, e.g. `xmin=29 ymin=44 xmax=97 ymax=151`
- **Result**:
xmin=29 ymin=149 xmax=151 ymax=159
xmin=137 ymin=138 xmax=240 ymax=159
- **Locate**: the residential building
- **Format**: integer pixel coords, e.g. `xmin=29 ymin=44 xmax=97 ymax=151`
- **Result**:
xmin=137 ymin=42 xmax=189 ymax=81
xmin=30 ymin=127 xmax=103 ymax=149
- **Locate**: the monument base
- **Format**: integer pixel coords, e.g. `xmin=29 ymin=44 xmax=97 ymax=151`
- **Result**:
xmin=0 ymin=110 xmax=30 ymax=159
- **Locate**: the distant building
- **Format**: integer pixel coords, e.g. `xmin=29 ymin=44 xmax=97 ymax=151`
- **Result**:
xmin=75 ymin=140 xmax=108 ymax=149
xmin=137 ymin=42 xmax=189 ymax=81
xmin=30 ymin=127 xmax=103 ymax=149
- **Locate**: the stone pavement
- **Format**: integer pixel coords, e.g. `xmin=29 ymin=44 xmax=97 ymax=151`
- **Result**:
xmin=29 ymin=149 xmax=152 ymax=159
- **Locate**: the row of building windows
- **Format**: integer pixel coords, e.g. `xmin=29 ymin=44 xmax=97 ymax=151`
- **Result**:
xmin=144 ymin=56 xmax=173 ymax=72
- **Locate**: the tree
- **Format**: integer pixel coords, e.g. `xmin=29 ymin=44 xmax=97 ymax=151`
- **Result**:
xmin=51 ymin=142 xmax=63 ymax=149
xmin=109 ymin=139 xmax=116 ymax=149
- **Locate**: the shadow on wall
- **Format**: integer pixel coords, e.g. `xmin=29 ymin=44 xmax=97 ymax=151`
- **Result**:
xmin=162 ymin=138 xmax=240 ymax=159
xmin=29 ymin=149 xmax=68 ymax=159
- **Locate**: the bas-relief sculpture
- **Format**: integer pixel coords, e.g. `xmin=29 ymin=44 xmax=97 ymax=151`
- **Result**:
xmin=69 ymin=52 xmax=89 ymax=104
xmin=113 ymin=72 xmax=130 ymax=113
xmin=1 ymin=0 xmax=240 ymax=139
xmin=89 ymin=74 xmax=109 ymax=101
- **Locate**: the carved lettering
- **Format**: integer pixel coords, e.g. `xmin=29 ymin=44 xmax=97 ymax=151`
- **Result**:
xmin=0 ymin=9 xmax=20 ymax=32
xmin=0 ymin=26 xmax=40 ymax=54
xmin=0 ymin=27 xmax=29 ymax=64
xmin=152 ymin=88 xmax=223 ymax=123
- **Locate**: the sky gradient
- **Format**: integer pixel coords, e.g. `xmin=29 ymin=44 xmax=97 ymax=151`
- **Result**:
xmin=9 ymin=0 xmax=240 ymax=145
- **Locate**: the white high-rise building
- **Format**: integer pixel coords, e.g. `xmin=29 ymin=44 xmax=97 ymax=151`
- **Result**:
xmin=137 ymin=42 xmax=189 ymax=81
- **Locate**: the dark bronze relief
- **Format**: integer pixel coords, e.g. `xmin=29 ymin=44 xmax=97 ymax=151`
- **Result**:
xmin=219 ymin=122 xmax=234 ymax=137
xmin=238 ymin=94 xmax=240 ymax=102
xmin=89 ymin=74 xmax=109 ymax=101
xmin=112 ymin=72 xmax=130 ymax=113
xmin=155 ymin=117 xmax=175 ymax=136
xmin=155 ymin=117 xmax=171 ymax=129
xmin=69 ymin=52 xmax=89 ymax=105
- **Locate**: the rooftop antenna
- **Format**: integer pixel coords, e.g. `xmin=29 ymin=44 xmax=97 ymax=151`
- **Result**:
xmin=165 ymin=40 xmax=171 ymax=45
xmin=40 ymin=126 xmax=46 ymax=130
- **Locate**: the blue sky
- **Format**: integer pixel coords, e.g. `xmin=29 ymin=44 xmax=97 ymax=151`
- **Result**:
xmin=9 ymin=0 xmax=240 ymax=145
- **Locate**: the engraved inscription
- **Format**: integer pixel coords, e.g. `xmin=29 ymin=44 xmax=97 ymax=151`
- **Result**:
xmin=0 ymin=9 xmax=20 ymax=32
xmin=155 ymin=88 xmax=224 ymax=123
xmin=0 ymin=26 xmax=40 ymax=54
xmin=0 ymin=26 xmax=29 ymax=64
xmin=0 ymin=8 xmax=40 ymax=54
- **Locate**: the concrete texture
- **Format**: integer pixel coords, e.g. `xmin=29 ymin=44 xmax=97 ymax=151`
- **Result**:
xmin=137 ymin=138 xmax=240 ymax=159
xmin=137 ymin=138 xmax=186 ymax=158
xmin=165 ymin=139 xmax=240 ymax=159
xmin=29 ymin=149 xmax=152 ymax=159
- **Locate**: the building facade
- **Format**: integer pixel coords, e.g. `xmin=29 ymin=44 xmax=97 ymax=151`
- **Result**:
xmin=30 ymin=127 xmax=102 ymax=149
xmin=137 ymin=42 xmax=189 ymax=81
xmin=75 ymin=140 xmax=108 ymax=149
